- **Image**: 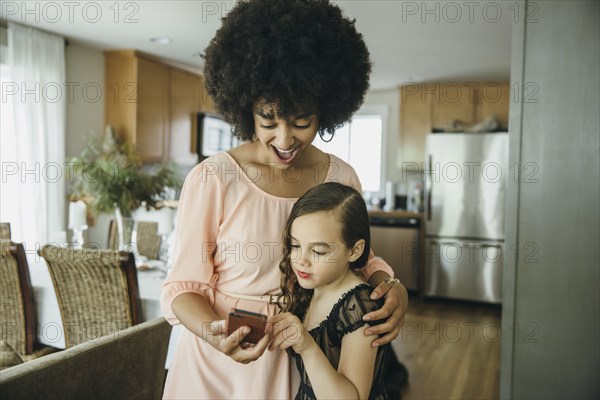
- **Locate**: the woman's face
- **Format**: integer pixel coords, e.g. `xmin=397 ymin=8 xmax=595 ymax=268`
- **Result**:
xmin=252 ymin=103 xmax=319 ymax=168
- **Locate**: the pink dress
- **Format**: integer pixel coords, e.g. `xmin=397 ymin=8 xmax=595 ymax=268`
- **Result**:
xmin=161 ymin=151 xmax=393 ymax=399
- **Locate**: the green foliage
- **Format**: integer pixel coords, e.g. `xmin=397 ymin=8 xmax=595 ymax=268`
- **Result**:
xmin=69 ymin=133 xmax=181 ymax=218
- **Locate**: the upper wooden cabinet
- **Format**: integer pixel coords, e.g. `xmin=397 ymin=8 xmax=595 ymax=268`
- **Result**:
xmin=432 ymin=83 xmax=476 ymax=130
xmin=475 ymin=82 xmax=510 ymax=130
xmin=399 ymin=84 xmax=433 ymax=168
xmin=136 ymin=57 xmax=170 ymax=162
xmin=399 ymin=81 xmax=510 ymax=168
xmin=105 ymin=50 xmax=215 ymax=163
xmin=431 ymin=81 xmax=510 ymax=131
xmin=169 ymin=69 xmax=201 ymax=165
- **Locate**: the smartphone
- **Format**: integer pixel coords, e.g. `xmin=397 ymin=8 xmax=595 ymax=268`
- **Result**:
xmin=227 ymin=308 xmax=268 ymax=344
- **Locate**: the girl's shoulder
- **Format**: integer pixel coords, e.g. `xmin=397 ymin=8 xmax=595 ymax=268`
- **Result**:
xmin=335 ymin=283 xmax=384 ymax=319
xmin=319 ymin=283 xmax=385 ymax=345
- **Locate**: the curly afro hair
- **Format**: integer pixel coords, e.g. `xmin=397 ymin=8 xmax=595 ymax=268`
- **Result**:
xmin=203 ymin=0 xmax=372 ymax=141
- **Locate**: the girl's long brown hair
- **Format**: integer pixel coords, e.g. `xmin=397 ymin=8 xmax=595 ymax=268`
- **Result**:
xmin=278 ymin=182 xmax=370 ymax=320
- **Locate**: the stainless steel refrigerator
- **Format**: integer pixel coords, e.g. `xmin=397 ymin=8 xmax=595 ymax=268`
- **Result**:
xmin=424 ymin=133 xmax=508 ymax=303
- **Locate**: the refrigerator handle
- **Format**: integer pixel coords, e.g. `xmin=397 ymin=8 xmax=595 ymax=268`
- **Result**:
xmin=427 ymin=154 xmax=433 ymax=221
xmin=481 ymin=243 xmax=502 ymax=248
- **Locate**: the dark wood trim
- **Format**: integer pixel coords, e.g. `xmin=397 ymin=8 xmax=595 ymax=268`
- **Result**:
xmin=120 ymin=252 xmax=143 ymax=325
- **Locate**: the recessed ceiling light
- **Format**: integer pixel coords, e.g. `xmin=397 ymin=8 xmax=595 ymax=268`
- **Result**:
xmin=150 ymin=37 xmax=172 ymax=45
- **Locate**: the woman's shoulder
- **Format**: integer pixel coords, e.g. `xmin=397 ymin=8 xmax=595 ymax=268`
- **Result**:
xmin=320 ymin=152 xmax=362 ymax=191
xmin=184 ymin=152 xmax=239 ymax=184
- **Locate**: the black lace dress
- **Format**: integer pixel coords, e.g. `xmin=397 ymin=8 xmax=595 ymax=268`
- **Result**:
xmin=289 ymin=283 xmax=389 ymax=400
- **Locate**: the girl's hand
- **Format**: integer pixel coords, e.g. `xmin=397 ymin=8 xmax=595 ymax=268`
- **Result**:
xmin=205 ymin=320 xmax=271 ymax=364
xmin=363 ymin=279 xmax=408 ymax=347
xmin=268 ymin=313 xmax=314 ymax=354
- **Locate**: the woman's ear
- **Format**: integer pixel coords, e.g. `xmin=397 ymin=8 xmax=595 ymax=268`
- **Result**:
xmin=348 ymin=239 xmax=365 ymax=262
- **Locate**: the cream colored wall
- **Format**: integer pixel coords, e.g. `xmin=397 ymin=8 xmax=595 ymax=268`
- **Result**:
xmin=64 ymin=42 xmax=106 ymax=246
xmin=65 ymin=41 xmax=104 ymax=157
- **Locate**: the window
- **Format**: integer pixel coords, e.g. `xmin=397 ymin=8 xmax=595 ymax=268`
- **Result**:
xmin=314 ymin=113 xmax=385 ymax=193
xmin=199 ymin=113 xmax=240 ymax=157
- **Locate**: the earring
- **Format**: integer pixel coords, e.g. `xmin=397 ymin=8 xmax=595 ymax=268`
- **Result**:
xmin=318 ymin=130 xmax=334 ymax=143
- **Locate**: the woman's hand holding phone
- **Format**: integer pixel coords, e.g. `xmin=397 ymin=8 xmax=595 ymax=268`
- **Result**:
xmin=204 ymin=316 xmax=271 ymax=364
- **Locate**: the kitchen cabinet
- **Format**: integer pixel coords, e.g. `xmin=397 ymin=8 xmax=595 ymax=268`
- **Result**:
xmin=399 ymin=83 xmax=433 ymax=168
xmin=105 ymin=50 xmax=215 ymax=163
xmin=476 ymin=82 xmax=510 ymax=130
xmin=169 ymin=69 xmax=214 ymax=165
xmin=136 ymin=57 xmax=170 ymax=162
xmin=399 ymin=81 xmax=510 ymax=168
xmin=432 ymin=82 xmax=476 ymax=130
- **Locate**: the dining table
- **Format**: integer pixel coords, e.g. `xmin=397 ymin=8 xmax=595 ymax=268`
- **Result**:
xmin=30 ymin=256 xmax=182 ymax=368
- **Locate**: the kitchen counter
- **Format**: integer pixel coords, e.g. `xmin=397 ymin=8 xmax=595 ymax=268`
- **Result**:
xmin=368 ymin=209 xmax=423 ymax=219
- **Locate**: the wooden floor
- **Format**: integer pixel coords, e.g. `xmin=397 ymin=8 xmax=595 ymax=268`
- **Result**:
xmin=391 ymin=295 xmax=501 ymax=400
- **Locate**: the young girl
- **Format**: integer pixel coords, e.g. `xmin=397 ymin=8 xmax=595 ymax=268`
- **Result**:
xmin=270 ymin=182 xmax=390 ymax=400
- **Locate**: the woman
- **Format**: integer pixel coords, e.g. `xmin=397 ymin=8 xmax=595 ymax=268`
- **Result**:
xmin=161 ymin=1 xmax=408 ymax=398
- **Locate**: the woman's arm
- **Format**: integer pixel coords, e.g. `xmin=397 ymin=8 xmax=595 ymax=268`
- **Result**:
xmin=171 ymin=292 xmax=219 ymax=339
xmin=269 ymin=313 xmax=377 ymax=399
xmin=362 ymin=268 xmax=409 ymax=347
xmin=162 ymin=161 xmax=270 ymax=362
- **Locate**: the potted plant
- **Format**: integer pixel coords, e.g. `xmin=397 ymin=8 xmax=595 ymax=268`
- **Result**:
xmin=68 ymin=127 xmax=181 ymax=250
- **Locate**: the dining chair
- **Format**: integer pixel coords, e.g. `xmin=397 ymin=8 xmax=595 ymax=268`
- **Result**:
xmin=38 ymin=245 xmax=142 ymax=348
xmin=107 ymin=219 xmax=161 ymax=259
xmin=135 ymin=221 xmax=161 ymax=260
xmin=0 ymin=223 xmax=11 ymax=240
xmin=0 ymin=242 xmax=36 ymax=356
xmin=106 ymin=218 xmax=135 ymax=250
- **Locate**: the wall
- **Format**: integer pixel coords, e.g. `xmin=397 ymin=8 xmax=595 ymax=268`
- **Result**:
xmin=501 ymin=1 xmax=599 ymax=398
xmin=64 ymin=41 xmax=106 ymax=246
xmin=64 ymin=41 xmax=104 ymax=158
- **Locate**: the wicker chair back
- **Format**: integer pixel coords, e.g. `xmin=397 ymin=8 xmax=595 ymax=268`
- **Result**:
xmin=39 ymin=245 xmax=142 ymax=348
xmin=0 ymin=242 xmax=36 ymax=355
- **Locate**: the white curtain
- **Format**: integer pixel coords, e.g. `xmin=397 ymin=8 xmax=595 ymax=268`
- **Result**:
xmin=2 ymin=22 xmax=66 ymax=247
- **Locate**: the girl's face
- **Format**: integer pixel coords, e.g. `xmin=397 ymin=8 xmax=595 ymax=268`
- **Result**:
xmin=289 ymin=211 xmax=362 ymax=291
xmin=252 ymin=103 xmax=319 ymax=168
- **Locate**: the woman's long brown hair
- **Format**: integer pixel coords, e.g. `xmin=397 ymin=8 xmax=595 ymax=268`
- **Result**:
xmin=278 ymin=182 xmax=370 ymax=320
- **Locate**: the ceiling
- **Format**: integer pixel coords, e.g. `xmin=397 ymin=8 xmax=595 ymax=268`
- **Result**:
xmin=1 ymin=0 xmax=512 ymax=89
